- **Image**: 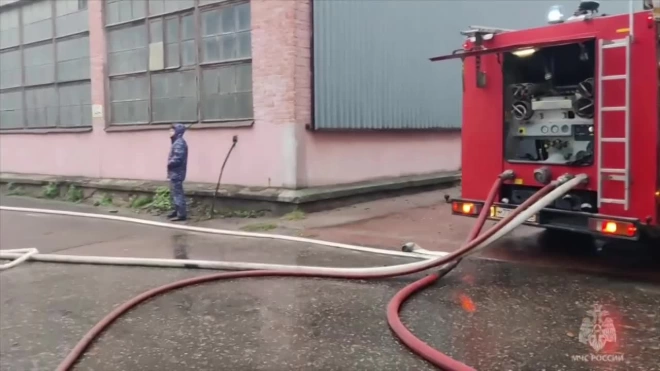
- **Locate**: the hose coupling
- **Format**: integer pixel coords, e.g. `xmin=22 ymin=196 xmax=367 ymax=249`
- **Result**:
xmin=557 ymin=173 xmax=575 ymax=184
xmin=499 ymin=170 xmax=516 ymax=181
xmin=533 ymin=166 xmax=552 ymax=185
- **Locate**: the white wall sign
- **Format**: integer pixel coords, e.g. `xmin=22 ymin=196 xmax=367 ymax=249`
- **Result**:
xmin=92 ymin=104 xmax=104 ymax=118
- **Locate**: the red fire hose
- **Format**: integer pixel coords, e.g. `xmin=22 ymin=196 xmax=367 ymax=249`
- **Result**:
xmin=386 ymin=180 xmax=492 ymax=371
xmin=56 ymin=178 xmax=557 ymax=371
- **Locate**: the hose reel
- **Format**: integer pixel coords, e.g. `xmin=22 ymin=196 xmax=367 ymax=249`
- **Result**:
xmin=510 ymin=83 xmax=535 ymax=121
xmin=573 ymin=78 xmax=594 ymax=119
xmin=512 ymin=100 xmax=533 ymax=120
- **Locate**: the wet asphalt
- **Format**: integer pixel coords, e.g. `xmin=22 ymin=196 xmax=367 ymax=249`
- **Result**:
xmin=1 ymin=199 xmax=659 ymax=371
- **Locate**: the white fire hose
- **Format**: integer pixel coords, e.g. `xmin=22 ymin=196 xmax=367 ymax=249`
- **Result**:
xmin=0 ymin=174 xmax=587 ymax=274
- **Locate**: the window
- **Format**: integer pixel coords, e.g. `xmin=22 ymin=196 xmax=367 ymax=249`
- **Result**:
xmin=148 ymin=0 xmax=194 ymax=17
xmin=105 ymin=0 xmax=145 ymax=26
xmin=108 ymin=24 xmax=148 ymax=75
xmin=0 ymin=0 xmax=92 ymax=130
xmin=22 ymin=0 xmax=52 ymax=44
xmin=0 ymin=8 xmax=20 ymax=49
xmin=107 ymin=0 xmax=253 ymax=126
xmin=200 ymin=3 xmax=251 ymax=63
xmin=0 ymin=50 xmax=21 ymax=89
xmin=56 ymin=0 xmax=90 ymax=37
xmin=201 ymin=63 xmax=252 ymax=120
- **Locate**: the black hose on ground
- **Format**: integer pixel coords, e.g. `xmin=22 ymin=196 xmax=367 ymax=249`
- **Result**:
xmin=212 ymin=135 xmax=238 ymax=214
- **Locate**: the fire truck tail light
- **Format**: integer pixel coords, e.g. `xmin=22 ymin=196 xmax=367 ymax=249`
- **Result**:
xmin=589 ymin=218 xmax=637 ymax=237
xmin=452 ymin=201 xmax=479 ymax=215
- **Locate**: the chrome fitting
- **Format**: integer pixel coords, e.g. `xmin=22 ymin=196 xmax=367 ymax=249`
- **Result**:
xmin=533 ymin=166 xmax=552 ymax=185
xmin=500 ymin=170 xmax=515 ymax=180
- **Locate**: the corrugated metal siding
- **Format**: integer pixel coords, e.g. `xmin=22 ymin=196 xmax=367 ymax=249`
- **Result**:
xmin=312 ymin=0 xmax=643 ymax=130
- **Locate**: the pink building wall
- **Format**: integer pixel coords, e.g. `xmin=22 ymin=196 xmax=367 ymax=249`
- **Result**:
xmin=0 ymin=0 xmax=461 ymax=189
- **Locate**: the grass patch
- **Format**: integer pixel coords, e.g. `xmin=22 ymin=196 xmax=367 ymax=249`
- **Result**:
xmin=65 ymin=185 xmax=84 ymax=203
xmin=240 ymin=223 xmax=277 ymax=232
xmin=6 ymin=182 xmax=24 ymax=196
xmin=41 ymin=182 xmax=60 ymax=199
xmin=148 ymin=187 xmax=172 ymax=212
xmin=281 ymin=209 xmax=306 ymax=221
xmin=99 ymin=193 xmax=113 ymax=206
xmin=130 ymin=195 xmax=153 ymax=209
xmin=215 ymin=208 xmax=266 ymax=218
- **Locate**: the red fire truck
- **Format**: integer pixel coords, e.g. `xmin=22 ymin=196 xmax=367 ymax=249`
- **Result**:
xmin=432 ymin=1 xmax=660 ymax=244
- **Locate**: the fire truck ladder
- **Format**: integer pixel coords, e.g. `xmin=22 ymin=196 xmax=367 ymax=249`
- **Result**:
xmin=596 ymin=27 xmax=632 ymax=210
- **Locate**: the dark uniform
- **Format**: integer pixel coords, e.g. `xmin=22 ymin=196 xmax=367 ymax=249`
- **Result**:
xmin=167 ymin=123 xmax=188 ymax=221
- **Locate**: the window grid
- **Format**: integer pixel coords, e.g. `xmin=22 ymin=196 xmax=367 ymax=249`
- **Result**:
xmin=0 ymin=0 xmax=91 ymax=130
xmin=106 ymin=0 xmax=253 ymax=126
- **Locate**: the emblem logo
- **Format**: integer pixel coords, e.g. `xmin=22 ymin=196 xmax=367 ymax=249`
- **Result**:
xmin=578 ymin=304 xmax=616 ymax=352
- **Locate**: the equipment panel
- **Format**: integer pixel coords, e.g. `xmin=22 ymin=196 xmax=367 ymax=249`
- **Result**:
xmin=503 ymin=41 xmax=596 ymax=166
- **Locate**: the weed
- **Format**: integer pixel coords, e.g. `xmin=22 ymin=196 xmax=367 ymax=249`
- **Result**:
xmin=100 ymin=193 xmax=113 ymax=206
xmin=66 ymin=185 xmax=84 ymax=203
xmin=130 ymin=195 xmax=153 ymax=209
xmin=240 ymin=223 xmax=277 ymax=232
xmin=41 ymin=182 xmax=59 ymax=199
xmin=281 ymin=209 xmax=305 ymax=221
xmin=6 ymin=182 xmax=24 ymax=196
xmin=148 ymin=187 xmax=172 ymax=212
xmin=216 ymin=208 xmax=266 ymax=218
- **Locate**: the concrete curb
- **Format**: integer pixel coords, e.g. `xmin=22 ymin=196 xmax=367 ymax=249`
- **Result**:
xmin=1 ymin=172 xmax=461 ymax=205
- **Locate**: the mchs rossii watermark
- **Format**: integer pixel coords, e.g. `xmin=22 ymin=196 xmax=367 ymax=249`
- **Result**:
xmin=570 ymin=304 xmax=624 ymax=363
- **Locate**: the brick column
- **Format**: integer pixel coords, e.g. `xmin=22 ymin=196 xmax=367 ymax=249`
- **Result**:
xmin=87 ymin=0 xmax=108 ymax=177
xmin=251 ymin=0 xmax=312 ymax=189
xmin=293 ymin=0 xmax=312 ymax=188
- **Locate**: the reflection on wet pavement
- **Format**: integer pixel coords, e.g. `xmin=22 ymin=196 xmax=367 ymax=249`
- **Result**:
xmin=2 ymin=261 xmax=659 ymax=370
xmin=0 ymin=211 xmax=418 ymax=268
xmin=172 ymin=234 xmax=190 ymax=260
xmin=483 ymin=230 xmax=660 ymax=282
xmin=1 ymin=211 xmax=660 ymax=370
xmin=404 ymin=259 xmax=660 ymax=371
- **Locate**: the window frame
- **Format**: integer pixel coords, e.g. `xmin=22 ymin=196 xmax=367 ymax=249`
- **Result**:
xmin=0 ymin=0 xmax=92 ymax=132
xmin=105 ymin=0 xmax=253 ymax=127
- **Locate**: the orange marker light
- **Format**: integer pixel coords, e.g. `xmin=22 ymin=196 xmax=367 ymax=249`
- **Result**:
xmin=591 ymin=218 xmax=637 ymax=238
xmin=452 ymin=202 xmax=478 ymax=215
xmin=603 ymin=221 xmax=617 ymax=234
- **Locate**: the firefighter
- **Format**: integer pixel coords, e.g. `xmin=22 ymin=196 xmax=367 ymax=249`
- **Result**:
xmin=167 ymin=123 xmax=188 ymax=221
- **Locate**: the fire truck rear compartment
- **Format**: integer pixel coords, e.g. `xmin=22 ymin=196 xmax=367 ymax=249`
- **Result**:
xmin=503 ymin=41 xmax=596 ymax=166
